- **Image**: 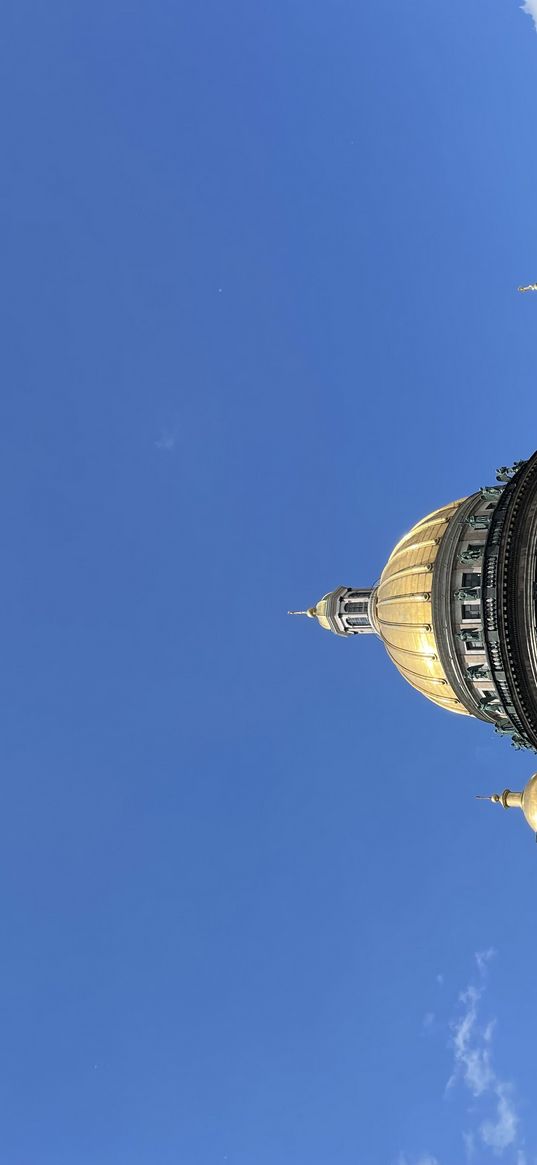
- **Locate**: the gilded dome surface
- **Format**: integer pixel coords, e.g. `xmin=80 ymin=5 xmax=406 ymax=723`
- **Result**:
xmin=308 ymin=597 xmax=331 ymax=631
xmin=375 ymin=498 xmax=469 ymax=715
xmin=521 ymin=774 xmax=537 ymax=831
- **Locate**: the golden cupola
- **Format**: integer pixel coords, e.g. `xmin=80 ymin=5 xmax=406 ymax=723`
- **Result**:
xmin=290 ymin=587 xmax=378 ymax=636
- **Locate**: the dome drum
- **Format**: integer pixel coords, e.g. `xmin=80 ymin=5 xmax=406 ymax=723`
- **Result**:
xmin=482 ymin=451 xmax=537 ymax=751
xmin=431 ymin=491 xmax=504 ymax=724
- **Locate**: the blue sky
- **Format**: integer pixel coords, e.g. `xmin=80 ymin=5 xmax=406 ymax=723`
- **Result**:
xmin=2 ymin=2 xmax=537 ymax=1163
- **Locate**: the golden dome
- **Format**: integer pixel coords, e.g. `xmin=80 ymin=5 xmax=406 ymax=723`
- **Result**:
xmin=375 ymin=498 xmax=469 ymax=715
xmin=308 ymin=599 xmax=331 ymax=631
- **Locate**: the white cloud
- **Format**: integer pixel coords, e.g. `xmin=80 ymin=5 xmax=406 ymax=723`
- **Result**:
xmin=475 ymin=947 xmax=496 ymax=976
xmin=447 ymin=951 xmax=521 ymax=1156
xmin=519 ymin=1 xmax=535 ymax=29
xmin=155 ymin=431 xmax=176 ymax=451
xmin=481 ymin=1083 xmax=519 ymax=1153
xmin=522 ymin=1 xmax=537 ymax=31
xmin=423 ymin=1011 xmax=435 ymax=1031
xmin=449 ymin=985 xmax=494 ymax=1096
xmin=462 ymin=1130 xmax=475 ymax=1160
xmin=399 ymin=952 xmax=531 ymax=1165
xmin=484 ymin=1018 xmax=496 ymax=1044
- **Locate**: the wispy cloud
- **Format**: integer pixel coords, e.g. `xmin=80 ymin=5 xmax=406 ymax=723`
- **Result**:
xmin=462 ymin=1130 xmax=475 ymax=1160
xmin=422 ymin=1011 xmax=435 ymax=1032
xmin=481 ymin=1084 xmax=519 ymax=1153
xmin=447 ymin=950 xmax=522 ymax=1157
xmin=400 ymin=953 xmax=531 ymax=1165
xmin=522 ymin=1 xmax=537 ymax=31
xmin=155 ymin=430 xmax=176 ymax=451
xmin=475 ymin=947 xmax=496 ymax=977
xmin=448 ymin=983 xmax=494 ymax=1096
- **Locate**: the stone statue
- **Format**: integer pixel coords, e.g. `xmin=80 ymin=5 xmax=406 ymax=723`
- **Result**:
xmin=467 ymin=664 xmax=489 ymax=680
xmin=467 ymin=514 xmax=491 ymax=530
xmin=455 ymin=629 xmax=482 ymax=645
xmin=454 ymin=587 xmax=480 ymax=601
xmin=455 ymin=629 xmax=480 ymax=642
xmin=495 ymin=461 xmax=525 ymax=483
xmin=479 ymin=698 xmax=500 ymax=715
xmin=494 ymin=723 xmax=517 ymax=737
xmin=459 ymin=547 xmax=483 ymax=564
xmin=511 ymin=735 xmax=526 ymax=751
xmin=480 ymin=486 xmax=503 ymax=500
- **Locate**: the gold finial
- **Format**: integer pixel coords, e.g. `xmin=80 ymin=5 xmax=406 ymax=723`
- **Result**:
xmin=475 ymin=789 xmax=522 ymax=808
xmin=476 ymin=778 xmax=537 ymax=836
xmin=476 ymin=786 xmax=527 ymax=814
xmin=288 ymin=610 xmax=307 ymax=615
xmin=518 ymin=284 xmax=537 ymax=292
xmin=475 ymin=793 xmax=502 ymax=803
xmin=288 ymin=608 xmax=317 ymax=618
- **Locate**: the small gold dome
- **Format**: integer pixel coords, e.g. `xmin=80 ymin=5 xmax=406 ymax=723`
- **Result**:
xmin=375 ymin=497 xmax=469 ymax=715
xmin=522 ymin=773 xmax=537 ymax=831
xmin=486 ymin=778 xmax=537 ymax=833
xmin=307 ymin=598 xmax=332 ymax=631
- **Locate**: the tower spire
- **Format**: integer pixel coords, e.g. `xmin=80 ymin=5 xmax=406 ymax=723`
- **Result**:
xmin=475 ymin=789 xmax=523 ymax=809
xmin=475 ymin=775 xmax=537 ymax=834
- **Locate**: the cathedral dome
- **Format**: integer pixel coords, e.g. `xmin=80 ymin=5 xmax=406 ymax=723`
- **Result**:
xmin=292 ymin=455 xmax=537 ymax=812
xmin=293 ymin=457 xmax=532 ymax=741
xmin=375 ymin=498 xmax=469 ymax=715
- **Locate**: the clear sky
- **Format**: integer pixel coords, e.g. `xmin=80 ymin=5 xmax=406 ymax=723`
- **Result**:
xmin=2 ymin=3 xmax=537 ymax=1164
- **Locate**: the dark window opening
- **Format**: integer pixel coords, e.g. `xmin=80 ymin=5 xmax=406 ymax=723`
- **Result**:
xmin=462 ymin=572 xmax=481 ymax=588
xmin=462 ymin=604 xmax=480 ymax=619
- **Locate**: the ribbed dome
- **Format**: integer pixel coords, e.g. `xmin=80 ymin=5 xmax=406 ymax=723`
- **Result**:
xmin=375 ymin=498 xmax=469 ymax=715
